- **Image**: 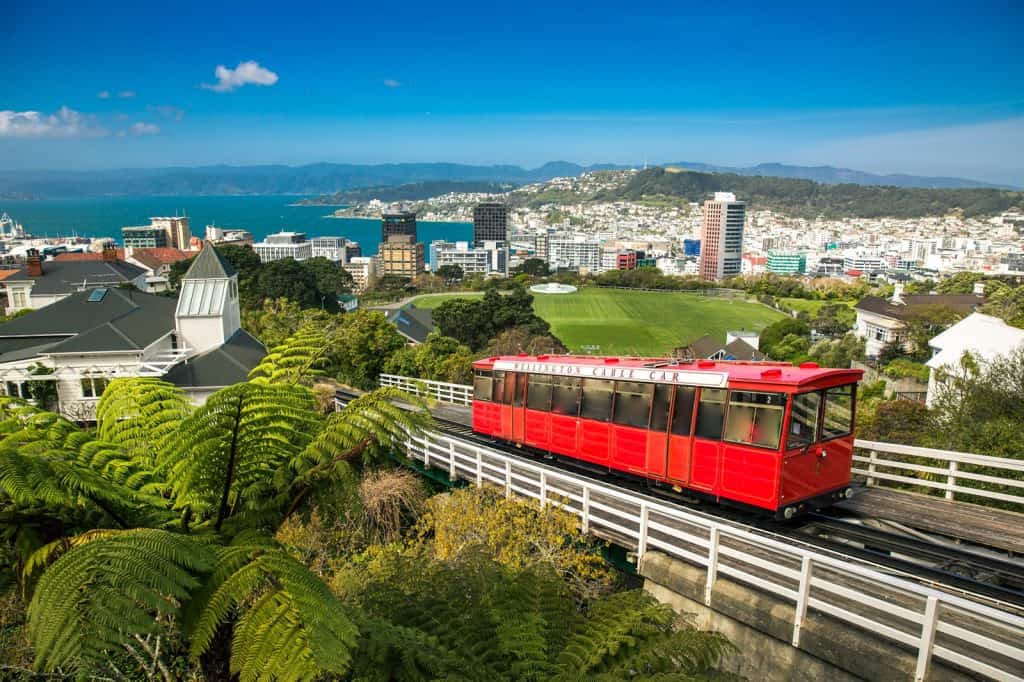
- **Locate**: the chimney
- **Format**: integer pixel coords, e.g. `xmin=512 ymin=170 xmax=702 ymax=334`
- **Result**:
xmin=890 ymin=281 xmax=905 ymax=305
xmin=26 ymin=249 xmax=43 ymax=277
xmin=102 ymin=245 xmax=118 ymax=262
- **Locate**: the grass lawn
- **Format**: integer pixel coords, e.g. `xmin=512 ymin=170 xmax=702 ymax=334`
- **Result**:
xmin=409 ymin=292 xmax=485 ymax=309
xmin=532 ymin=288 xmax=784 ymax=356
xmin=778 ymin=298 xmax=856 ymax=315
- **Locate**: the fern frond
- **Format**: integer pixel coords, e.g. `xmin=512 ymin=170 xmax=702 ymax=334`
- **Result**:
xmin=95 ymin=378 xmax=193 ymax=466
xmin=186 ymin=544 xmax=358 ymax=681
xmin=249 ymin=324 xmax=339 ymax=386
xmin=26 ymin=529 xmax=215 ymax=673
xmin=158 ymin=382 xmax=321 ymax=529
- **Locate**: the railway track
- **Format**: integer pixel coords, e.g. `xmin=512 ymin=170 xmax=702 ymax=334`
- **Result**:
xmin=337 ymin=389 xmax=1024 ymax=610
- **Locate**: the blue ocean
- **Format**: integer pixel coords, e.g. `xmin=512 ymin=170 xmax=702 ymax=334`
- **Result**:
xmin=1 ymin=195 xmax=472 ymax=258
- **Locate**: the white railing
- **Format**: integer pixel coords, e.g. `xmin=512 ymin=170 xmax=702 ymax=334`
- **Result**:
xmin=379 ymin=373 xmax=473 ymax=406
xmin=402 ymin=429 xmax=1024 ymax=682
xmin=854 ymin=440 xmax=1024 ymax=510
xmin=381 ymin=375 xmax=1024 ymax=512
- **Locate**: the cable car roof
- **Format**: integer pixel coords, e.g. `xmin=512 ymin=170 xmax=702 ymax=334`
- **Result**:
xmin=472 ymin=355 xmax=863 ymax=389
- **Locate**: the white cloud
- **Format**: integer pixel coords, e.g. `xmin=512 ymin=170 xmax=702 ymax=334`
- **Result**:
xmin=0 ymin=106 xmax=106 ymax=138
xmin=202 ymin=60 xmax=278 ymax=92
xmin=118 ymin=90 xmax=136 ymax=99
xmin=148 ymin=104 xmax=185 ymax=121
xmin=128 ymin=122 xmax=160 ymax=136
xmin=384 ymin=79 xmax=402 ymax=88
xmin=97 ymin=90 xmax=111 ymax=99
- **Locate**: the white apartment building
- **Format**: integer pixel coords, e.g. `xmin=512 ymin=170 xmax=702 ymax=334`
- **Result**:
xmin=343 ymin=256 xmax=377 ymax=292
xmin=540 ymin=234 xmax=603 ymax=272
xmin=430 ymin=240 xmax=508 ymax=276
xmin=698 ymin=192 xmax=745 ymax=281
xmin=842 ymin=252 xmax=884 ymax=272
xmin=252 ymin=231 xmax=312 ymax=263
xmin=311 ymin=236 xmax=348 ymax=263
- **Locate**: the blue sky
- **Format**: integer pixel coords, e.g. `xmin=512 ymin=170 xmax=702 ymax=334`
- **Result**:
xmin=3 ymin=0 xmax=1022 ymax=184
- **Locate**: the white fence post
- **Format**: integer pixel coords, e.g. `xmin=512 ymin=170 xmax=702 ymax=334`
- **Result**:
xmin=867 ymin=450 xmax=878 ymax=487
xmin=946 ymin=460 xmax=958 ymax=501
xmin=792 ymin=556 xmax=813 ymax=647
xmin=637 ymin=503 xmax=649 ymax=562
xmin=705 ymin=527 xmax=720 ymax=606
xmin=539 ymin=472 xmax=547 ymax=508
xmin=581 ymin=486 xmax=591 ymax=534
xmin=505 ymin=460 xmax=512 ymax=499
xmin=915 ymin=596 xmax=940 ymax=682
xmin=448 ymin=441 xmax=456 ymax=481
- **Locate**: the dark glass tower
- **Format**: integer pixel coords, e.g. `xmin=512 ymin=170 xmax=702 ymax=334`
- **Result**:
xmin=381 ymin=211 xmax=417 ymax=242
xmin=472 ymin=202 xmax=509 ymax=245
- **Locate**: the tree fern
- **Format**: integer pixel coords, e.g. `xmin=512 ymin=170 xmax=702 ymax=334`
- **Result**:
xmin=185 ymin=542 xmax=358 ymax=681
xmin=284 ymin=387 xmax=431 ymax=517
xmin=159 ymin=382 xmax=321 ymax=530
xmin=248 ymin=323 xmax=338 ymax=386
xmin=26 ymin=528 xmax=215 ymax=673
xmin=95 ymin=378 xmax=192 ymax=467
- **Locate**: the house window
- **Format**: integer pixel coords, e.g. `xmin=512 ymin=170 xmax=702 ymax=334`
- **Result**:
xmin=11 ymin=290 xmax=27 ymax=308
xmin=80 ymin=376 xmax=109 ymax=398
xmin=5 ymin=382 xmax=29 ymax=399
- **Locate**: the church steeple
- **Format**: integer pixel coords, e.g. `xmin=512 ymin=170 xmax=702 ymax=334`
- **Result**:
xmin=175 ymin=244 xmax=241 ymax=354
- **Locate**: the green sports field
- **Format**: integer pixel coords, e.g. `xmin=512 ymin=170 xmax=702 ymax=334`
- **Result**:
xmin=411 ymin=288 xmax=784 ymax=356
xmin=531 ymin=288 xmax=783 ymax=355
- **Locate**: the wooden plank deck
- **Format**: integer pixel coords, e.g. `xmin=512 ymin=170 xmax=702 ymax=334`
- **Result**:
xmin=838 ymin=487 xmax=1024 ymax=554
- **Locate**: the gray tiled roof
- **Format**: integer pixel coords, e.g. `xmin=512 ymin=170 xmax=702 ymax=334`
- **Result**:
xmin=382 ymin=305 xmax=434 ymax=344
xmin=5 ymin=260 xmax=146 ymax=295
xmin=854 ymin=294 xmax=982 ymax=321
xmin=0 ymin=287 xmax=177 ymax=360
xmin=162 ymin=329 xmax=266 ymax=388
xmin=182 ymin=245 xmax=236 ymax=279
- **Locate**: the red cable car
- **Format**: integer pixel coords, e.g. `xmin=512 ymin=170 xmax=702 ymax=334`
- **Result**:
xmin=471 ymin=355 xmax=863 ymax=518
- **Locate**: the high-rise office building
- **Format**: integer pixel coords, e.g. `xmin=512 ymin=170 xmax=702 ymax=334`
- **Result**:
xmin=381 ymin=211 xmax=417 ymax=242
xmin=121 ymin=226 xmax=169 ymax=248
xmin=379 ymin=234 xmax=425 ymax=279
xmin=472 ymin=202 xmax=509 ymax=245
xmin=698 ymin=193 xmax=745 ymax=281
xmin=122 ymin=216 xmax=191 ymax=250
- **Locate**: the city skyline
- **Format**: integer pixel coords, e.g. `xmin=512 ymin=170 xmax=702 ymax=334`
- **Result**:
xmin=3 ymin=1 xmax=1022 ymax=185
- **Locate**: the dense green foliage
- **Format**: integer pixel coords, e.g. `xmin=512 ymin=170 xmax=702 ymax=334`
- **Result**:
xmin=601 ymin=167 xmax=1024 ymax=218
xmin=434 ymin=284 xmax=553 ymax=350
xmin=383 ymin=331 xmax=475 ymax=384
xmin=169 ymin=245 xmax=352 ymax=312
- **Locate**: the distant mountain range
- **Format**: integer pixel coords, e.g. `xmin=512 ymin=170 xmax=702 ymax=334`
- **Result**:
xmin=664 ymin=162 xmax=1019 ymax=191
xmin=0 ymin=161 xmax=1016 ymax=199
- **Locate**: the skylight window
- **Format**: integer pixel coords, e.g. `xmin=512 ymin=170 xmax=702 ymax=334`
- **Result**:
xmin=87 ymin=288 xmax=108 ymax=302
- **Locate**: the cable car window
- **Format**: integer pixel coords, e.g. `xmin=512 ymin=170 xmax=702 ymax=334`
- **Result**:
xmin=694 ymin=389 xmax=726 ymax=440
xmin=514 ymin=374 xmax=526 ymax=406
xmin=671 ymin=386 xmax=697 ymax=436
xmin=504 ymin=373 xmax=517 ymax=405
xmin=787 ymin=391 xmax=820 ymax=449
xmin=551 ymin=376 xmax=581 ymax=416
xmin=822 ymin=384 xmax=855 ymax=439
xmin=492 ymin=371 xmax=506 ymax=404
xmin=650 ymin=383 xmax=673 ymax=431
xmin=612 ymin=381 xmax=652 ymax=428
xmin=474 ymin=371 xmax=493 ymax=402
xmin=526 ymin=374 xmax=552 ymax=411
xmin=724 ymin=391 xmax=786 ymax=449
xmin=580 ymin=379 xmax=614 ymax=422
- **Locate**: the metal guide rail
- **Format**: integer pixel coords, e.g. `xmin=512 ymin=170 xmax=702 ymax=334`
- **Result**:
xmin=401 ymin=428 xmax=1024 ymax=682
